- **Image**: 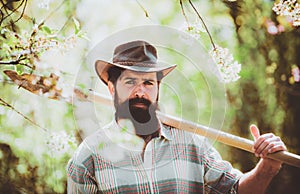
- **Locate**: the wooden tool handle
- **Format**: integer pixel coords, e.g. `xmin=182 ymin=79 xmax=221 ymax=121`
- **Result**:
xmin=78 ymin=90 xmax=300 ymax=168
xmin=157 ymin=111 xmax=300 ymax=168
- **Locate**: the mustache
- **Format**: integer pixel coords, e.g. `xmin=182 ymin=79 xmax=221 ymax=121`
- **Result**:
xmin=129 ymin=97 xmax=151 ymax=107
xmin=114 ymin=95 xmax=159 ymax=135
xmin=115 ymin=96 xmax=158 ymax=123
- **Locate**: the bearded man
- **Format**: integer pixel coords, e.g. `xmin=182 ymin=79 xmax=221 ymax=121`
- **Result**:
xmin=67 ymin=40 xmax=286 ymax=194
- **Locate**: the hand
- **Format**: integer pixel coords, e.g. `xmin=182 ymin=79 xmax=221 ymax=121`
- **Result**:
xmin=250 ymin=124 xmax=287 ymax=169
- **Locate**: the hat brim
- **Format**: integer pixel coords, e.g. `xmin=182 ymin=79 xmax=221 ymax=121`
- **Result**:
xmin=95 ymin=60 xmax=177 ymax=85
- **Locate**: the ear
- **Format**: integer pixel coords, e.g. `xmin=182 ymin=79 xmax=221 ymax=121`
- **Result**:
xmin=107 ymin=81 xmax=115 ymax=97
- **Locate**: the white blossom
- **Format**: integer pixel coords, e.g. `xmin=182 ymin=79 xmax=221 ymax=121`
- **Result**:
xmin=56 ymin=77 xmax=74 ymax=101
xmin=210 ymin=45 xmax=241 ymax=83
xmin=181 ymin=21 xmax=205 ymax=40
xmin=38 ymin=0 xmax=53 ymax=10
xmin=26 ymin=24 xmax=77 ymax=54
xmin=45 ymin=131 xmax=76 ymax=155
xmin=272 ymin=0 xmax=300 ymax=26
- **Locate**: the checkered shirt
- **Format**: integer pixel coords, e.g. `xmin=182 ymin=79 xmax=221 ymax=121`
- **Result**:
xmin=67 ymin=120 xmax=242 ymax=193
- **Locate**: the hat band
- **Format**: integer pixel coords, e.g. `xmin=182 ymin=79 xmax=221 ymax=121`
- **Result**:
xmin=114 ymin=61 xmax=157 ymax=67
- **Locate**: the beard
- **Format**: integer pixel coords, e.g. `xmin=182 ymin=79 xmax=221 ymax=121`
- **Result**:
xmin=114 ymin=92 xmax=159 ymax=137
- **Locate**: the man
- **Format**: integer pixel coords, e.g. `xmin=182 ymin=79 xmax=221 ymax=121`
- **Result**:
xmin=67 ymin=40 xmax=286 ymax=193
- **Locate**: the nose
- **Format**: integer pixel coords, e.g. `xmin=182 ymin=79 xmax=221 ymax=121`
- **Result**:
xmin=134 ymin=84 xmax=145 ymax=98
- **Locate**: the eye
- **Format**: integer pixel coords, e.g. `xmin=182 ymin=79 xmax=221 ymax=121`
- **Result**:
xmin=125 ymin=80 xmax=135 ymax=85
xmin=144 ymin=80 xmax=154 ymax=86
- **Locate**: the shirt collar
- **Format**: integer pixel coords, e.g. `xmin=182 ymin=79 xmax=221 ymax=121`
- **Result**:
xmin=159 ymin=122 xmax=173 ymax=141
xmin=111 ymin=118 xmax=173 ymax=141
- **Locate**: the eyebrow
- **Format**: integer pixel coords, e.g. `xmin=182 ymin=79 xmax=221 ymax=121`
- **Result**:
xmin=123 ymin=77 xmax=156 ymax=82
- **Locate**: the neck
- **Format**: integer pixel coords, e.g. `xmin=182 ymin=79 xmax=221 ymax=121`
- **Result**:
xmin=116 ymin=117 xmax=160 ymax=141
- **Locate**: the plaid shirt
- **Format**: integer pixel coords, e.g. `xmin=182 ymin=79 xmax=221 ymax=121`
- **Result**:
xmin=67 ymin=120 xmax=242 ymax=194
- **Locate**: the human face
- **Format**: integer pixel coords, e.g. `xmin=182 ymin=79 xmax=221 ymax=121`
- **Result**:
xmin=109 ymin=70 xmax=159 ymax=109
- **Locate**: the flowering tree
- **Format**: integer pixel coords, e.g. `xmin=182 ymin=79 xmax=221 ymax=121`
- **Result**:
xmin=0 ymin=0 xmax=82 ymax=192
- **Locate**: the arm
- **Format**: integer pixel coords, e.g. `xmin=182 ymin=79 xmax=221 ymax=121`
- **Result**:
xmin=238 ymin=125 xmax=286 ymax=194
xmin=66 ymin=145 xmax=99 ymax=194
xmin=67 ymin=159 xmax=98 ymax=194
xmin=67 ymin=168 xmax=98 ymax=194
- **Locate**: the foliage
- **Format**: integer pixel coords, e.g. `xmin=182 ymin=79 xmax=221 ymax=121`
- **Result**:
xmin=0 ymin=0 xmax=299 ymax=193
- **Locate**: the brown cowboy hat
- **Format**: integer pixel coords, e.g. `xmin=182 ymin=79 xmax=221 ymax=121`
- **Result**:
xmin=95 ymin=40 xmax=177 ymax=85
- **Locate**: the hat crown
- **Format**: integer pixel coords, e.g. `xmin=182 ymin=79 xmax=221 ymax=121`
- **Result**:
xmin=95 ymin=40 xmax=176 ymax=85
xmin=112 ymin=40 xmax=157 ymax=65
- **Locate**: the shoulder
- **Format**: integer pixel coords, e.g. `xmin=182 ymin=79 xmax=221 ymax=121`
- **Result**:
xmin=68 ymin=122 xmax=113 ymax=166
xmin=162 ymin=123 xmax=208 ymax=148
xmin=162 ymin=123 xmax=206 ymax=140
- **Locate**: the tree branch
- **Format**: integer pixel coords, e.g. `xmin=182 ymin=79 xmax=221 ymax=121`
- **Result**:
xmin=135 ymin=0 xmax=149 ymax=18
xmin=12 ymin=0 xmax=28 ymax=25
xmin=180 ymin=0 xmax=190 ymax=27
xmin=0 ymin=0 xmax=28 ymax=27
xmin=188 ymin=0 xmax=216 ymax=49
xmin=0 ymin=97 xmax=48 ymax=132
xmin=0 ymin=56 xmax=33 ymax=69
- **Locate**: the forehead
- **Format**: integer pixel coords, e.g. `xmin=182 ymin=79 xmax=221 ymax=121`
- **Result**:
xmin=119 ymin=70 xmax=157 ymax=80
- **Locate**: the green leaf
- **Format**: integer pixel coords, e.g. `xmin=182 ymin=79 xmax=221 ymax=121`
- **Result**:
xmin=41 ymin=26 xmax=52 ymax=35
xmin=72 ymin=17 xmax=81 ymax=34
xmin=98 ymin=143 xmax=104 ymax=149
xmin=15 ymin=65 xmax=24 ymax=75
xmin=76 ymin=31 xmax=90 ymax=41
xmin=2 ymin=43 xmax=11 ymax=52
xmin=77 ymin=83 xmax=86 ymax=90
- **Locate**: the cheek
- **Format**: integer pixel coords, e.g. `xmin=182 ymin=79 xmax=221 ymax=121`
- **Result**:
xmin=116 ymin=86 xmax=133 ymax=102
xmin=149 ymin=87 xmax=158 ymax=101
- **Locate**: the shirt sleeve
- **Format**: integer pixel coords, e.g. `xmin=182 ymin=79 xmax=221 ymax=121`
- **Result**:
xmin=203 ymin=141 xmax=243 ymax=194
xmin=66 ymin=143 xmax=99 ymax=194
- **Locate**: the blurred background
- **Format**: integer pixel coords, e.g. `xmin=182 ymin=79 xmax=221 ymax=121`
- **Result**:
xmin=0 ymin=0 xmax=299 ymax=193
